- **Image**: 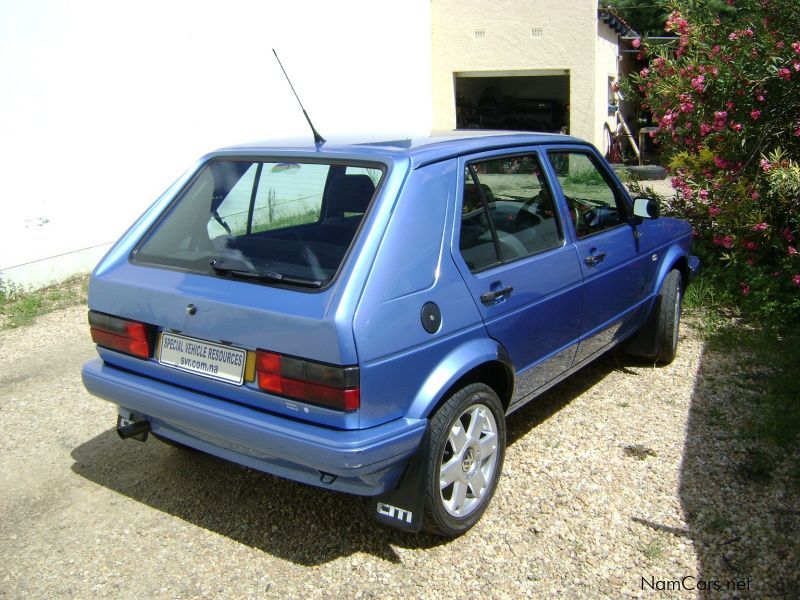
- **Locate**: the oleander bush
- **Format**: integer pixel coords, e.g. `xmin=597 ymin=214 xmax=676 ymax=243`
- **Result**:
xmin=628 ymin=0 xmax=800 ymax=323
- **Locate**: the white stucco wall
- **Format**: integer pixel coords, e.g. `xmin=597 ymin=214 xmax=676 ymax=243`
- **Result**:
xmin=0 ymin=0 xmax=431 ymax=289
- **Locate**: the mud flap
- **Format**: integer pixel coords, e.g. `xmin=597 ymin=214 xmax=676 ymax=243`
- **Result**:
xmin=624 ymin=296 xmax=660 ymax=358
xmin=371 ymin=430 xmax=429 ymax=533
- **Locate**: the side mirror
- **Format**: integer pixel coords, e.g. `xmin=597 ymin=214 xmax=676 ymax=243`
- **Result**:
xmin=633 ymin=197 xmax=660 ymax=219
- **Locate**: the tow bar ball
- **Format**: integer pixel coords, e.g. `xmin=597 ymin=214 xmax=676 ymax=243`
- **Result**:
xmin=116 ymin=415 xmax=150 ymax=442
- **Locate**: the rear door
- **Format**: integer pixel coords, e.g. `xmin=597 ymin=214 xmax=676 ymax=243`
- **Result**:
xmin=453 ymin=150 xmax=583 ymax=404
xmin=542 ymin=146 xmax=654 ymax=363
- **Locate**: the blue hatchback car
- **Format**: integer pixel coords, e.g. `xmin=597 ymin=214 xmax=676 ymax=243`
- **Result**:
xmin=82 ymin=131 xmax=698 ymax=536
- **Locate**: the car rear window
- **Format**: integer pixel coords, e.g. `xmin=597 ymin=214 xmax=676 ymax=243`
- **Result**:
xmin=132 ymin=160 xmax=383 ymax=288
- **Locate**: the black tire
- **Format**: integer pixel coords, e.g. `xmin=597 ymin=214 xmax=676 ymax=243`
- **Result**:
xmin=655 ymin=269 xmax=683 ymax=364
xmin=423 ymin=383 xmax=506 ymax=537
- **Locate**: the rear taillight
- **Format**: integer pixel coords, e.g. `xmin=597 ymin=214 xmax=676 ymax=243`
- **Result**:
xmin=255 ymin=350 xmax=360 ymax=411
xmin=89 ymin=311 xmax=154 ymax=359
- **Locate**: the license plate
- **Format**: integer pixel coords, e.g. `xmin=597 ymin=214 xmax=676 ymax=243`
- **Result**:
xmin=158 ymin=332 xmax=246 ymax=385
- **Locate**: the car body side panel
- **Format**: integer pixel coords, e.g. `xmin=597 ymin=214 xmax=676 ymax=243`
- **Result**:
xmin=353 ymin=159 xmax=491 ymax=427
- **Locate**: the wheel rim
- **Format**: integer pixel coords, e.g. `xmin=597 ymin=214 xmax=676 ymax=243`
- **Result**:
xmin=438 ymin=403 xmax=500 ymax=518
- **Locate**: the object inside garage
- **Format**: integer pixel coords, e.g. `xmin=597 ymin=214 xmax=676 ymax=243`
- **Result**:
xmin=455 ymin=73 xmax=569 ymax=134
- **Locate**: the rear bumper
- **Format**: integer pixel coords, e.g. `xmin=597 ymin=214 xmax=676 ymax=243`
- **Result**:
xmin=81 ymin=358 xmax=426 ymax=495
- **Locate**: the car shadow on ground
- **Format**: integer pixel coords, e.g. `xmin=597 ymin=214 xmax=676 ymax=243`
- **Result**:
xmin=70 ymin=353 xmax=624 ymax=566
xmin=642 ymin=335 xmax=798 ymax=598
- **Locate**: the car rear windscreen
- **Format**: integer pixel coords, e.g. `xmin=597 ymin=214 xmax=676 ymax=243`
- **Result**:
xmin=132 ymin=160 xmax=384 ymax=288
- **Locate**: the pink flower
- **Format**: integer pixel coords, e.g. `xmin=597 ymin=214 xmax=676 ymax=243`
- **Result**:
xmin=699 ymin=189 xmax=709 ymax=200
xmin=713 ymin=235 xmax=734 ymax=248
xmin=756 ymin=94 xmax=766 ymax=102
xmin=712 ymin=45 xmax=721 ymax=54
xmin=745 ymin=241 xmax=759 ymax=251
xmin=792 ymin=41 xmax=800 ymax=53
xmin=632 ymin=38 xmax=641 ymax=49
xmin=691 ymin=75 xmax=706 ymax=92
xmin=782 ymin=229 xmax=796 ymax=242
xmin=747 ymin=258 xmax=755 ymax=266
xmin=729 ymin=32 xmax=739 ymax=41
xmin=789 ymin=246 xmax=798 ymax=255
xmin=795 ymin=127 xmax=800 ymax=137
xmin=714 ymin=156 xmax=728 ymax=169
xmin=751 ymin=110 xmax=761 ymax=120
xmin=730 ymin=122 xmax=743 ymax=132
xmin=760 ymin=159 xmax=772 ymax=171
xmin=777 ymin=41 xmax=786 ymax=49
xmin=740 ymin=283 xmax=750 ymax=296
xmin=793 ymin=274 xmax=800 ymax=287
xmin=778 ymin=68 xmax=792 ymax=80
xmin=700 ymin=123 xmax=712 ymax=136
xmin=753 ymin=222 xmax=769 ymax=232
xmin=709 ymin=205 xmax=721 ymax=216
xmin=726 ymin=101 xmax=735 ymax=110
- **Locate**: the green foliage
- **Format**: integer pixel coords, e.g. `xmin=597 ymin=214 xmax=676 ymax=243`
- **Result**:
xmin=606 ymin=0 xmax=733 ymax=36
xmin=0 ymin=274 xmax=89 ymax=329
xmin=606 ymin=0 xmax=672 ymax=36
xmin=626 ymin=0 xmax=800 ymax=325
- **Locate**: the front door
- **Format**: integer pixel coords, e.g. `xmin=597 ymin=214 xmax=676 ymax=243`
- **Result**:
xmin=543 ymin=148 xmax=653 ymax=363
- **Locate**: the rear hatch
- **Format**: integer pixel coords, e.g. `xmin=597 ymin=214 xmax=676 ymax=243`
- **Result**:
xmin=89 ymin=156 xmax=386 ymax=429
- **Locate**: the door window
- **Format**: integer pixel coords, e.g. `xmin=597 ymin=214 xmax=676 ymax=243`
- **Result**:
xmin=546 ymin=151 xmax=627 ymax=238
xmin=459 ymin=154 xmax=563 ymax=272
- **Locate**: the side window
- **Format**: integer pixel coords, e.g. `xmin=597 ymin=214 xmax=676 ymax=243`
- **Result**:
xmin=459 ymin=154 xmax=563 ymax=272
xmin=546 ymin=151 xmax=627 ymax=238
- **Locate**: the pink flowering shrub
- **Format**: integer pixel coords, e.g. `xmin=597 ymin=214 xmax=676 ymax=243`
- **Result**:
xmin=629 ymin=0 xmax=800 ymax=321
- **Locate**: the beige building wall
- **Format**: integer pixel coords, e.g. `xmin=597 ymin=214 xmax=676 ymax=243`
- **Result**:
xmin=595 ymin=20 xmax=621 ymax=152
xmin=432 ymin=0 xmax=620 ymax=149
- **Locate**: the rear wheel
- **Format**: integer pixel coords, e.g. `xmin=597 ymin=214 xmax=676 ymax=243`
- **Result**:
xmin=655 ymin=269 xmax=683 ymax=364
xmin=423 ymin=383 xmax=506 ymax=537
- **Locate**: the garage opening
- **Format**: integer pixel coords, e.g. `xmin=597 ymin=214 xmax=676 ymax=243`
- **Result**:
xmin=455 ymin=72 xmax=570 ymax=134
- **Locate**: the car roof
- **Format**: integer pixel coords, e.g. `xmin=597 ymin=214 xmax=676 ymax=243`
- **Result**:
xmin=218 ymin=130 xmax=587 ymax=169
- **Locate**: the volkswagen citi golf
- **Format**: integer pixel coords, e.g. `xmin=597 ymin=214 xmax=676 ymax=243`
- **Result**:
xmin=82 ymin=132 xmax=699 ymax=536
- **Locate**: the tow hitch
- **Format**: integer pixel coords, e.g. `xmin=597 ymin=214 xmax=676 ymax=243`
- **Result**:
xmin=116 ymin=415 xmax=150 ymax=441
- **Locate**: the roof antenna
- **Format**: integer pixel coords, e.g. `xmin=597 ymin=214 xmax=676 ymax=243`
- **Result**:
xmin=272 ymin=49 xmax=326 ymax=145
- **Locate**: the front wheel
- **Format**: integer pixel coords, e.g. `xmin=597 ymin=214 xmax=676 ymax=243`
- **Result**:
xmin=655 ymin=269 xmax=683 ymax=364
xmin=423 ymin=383 xmax=506 ymax=537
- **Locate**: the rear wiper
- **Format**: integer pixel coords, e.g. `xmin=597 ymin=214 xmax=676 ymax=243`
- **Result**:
xmin=209 ymin=259 xmax=322 ymax=288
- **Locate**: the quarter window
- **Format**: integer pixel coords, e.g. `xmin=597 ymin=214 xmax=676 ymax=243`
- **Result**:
xmin=459 ymin=154 xmax=563 ymax=272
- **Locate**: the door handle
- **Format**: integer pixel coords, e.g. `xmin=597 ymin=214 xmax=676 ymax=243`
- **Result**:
xmin=480 ymin=286 xmax=513 ymax=305
xmin=585 ymin=252 xmax=606 ymax=267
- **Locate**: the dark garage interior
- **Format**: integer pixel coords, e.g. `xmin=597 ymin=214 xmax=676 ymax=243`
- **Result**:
xmin=455 ymin=74 xmax=570 ymax=133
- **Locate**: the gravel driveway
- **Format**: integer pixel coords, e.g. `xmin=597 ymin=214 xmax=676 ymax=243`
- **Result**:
xmin=1 ymin=305 xmax=795 ymax=598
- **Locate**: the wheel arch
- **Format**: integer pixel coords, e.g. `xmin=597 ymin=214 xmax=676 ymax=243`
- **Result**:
xmin=405 ymin=339 xmax=514 ymax=421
